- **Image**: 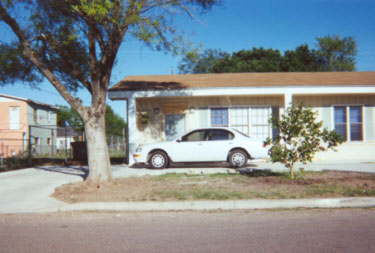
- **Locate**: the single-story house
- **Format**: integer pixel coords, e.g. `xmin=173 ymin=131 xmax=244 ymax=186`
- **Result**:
xmin=108 ymin=72 xmax=375 ymax=164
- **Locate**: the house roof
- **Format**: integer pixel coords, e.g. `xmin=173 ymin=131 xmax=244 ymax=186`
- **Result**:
xmin=57 ymin=126 xmax=79 ymax=137
xmin=0 ymin=94 xmax=59 ymax=110
xmin=109 ymin=72 xmax=375 ymax=91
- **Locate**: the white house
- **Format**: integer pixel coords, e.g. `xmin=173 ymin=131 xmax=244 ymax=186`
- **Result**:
xmin=56 ymin=126 xmax=79 ymax=150
xmin=108 ymin=72 xmax=375 ymax=164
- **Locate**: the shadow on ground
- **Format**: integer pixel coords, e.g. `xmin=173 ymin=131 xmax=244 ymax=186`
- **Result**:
xmin=36 ymin=166 xmax=89 ymax=180
xmin=130 ymin=162 xmax=263 ymax=170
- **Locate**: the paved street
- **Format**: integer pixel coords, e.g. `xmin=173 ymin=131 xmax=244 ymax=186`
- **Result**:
xmin=1 ymin=209 xmax=374 ymax=253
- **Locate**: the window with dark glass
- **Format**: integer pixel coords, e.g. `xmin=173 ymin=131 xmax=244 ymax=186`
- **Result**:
xmin=208 ymin=130 xmax=234 ymax=141
xmin=334 ymin=106 xmax=347 ymax=141
xmin=349 ymin=106 xmax=362 ymax=141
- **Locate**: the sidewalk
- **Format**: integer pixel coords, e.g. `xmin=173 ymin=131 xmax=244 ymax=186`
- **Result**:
xmin=0 ymin=162 xmax=374 ymax=214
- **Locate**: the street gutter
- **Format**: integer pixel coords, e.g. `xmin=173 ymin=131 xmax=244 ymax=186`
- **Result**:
xmin=54 ymin=197 xmax=375 ymax=212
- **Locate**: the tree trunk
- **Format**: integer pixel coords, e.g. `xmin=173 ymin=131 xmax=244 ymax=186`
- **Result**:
xmin=84 ymin=113 xmax=112 ymax=183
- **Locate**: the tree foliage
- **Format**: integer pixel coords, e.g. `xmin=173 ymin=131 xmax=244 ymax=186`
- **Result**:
xmin=178 ymin=48 xmax=229 ymax=73
xmin=264 ymin=104 xmax=343 ymax=179
xmin=57 ymin=105 xmax=126 ymax=136
xmin=211 ymin=47 xmax=282 ymax=73
xmin=0 ymin=0 xmax=219 ymax=183
xmin=315 ymin=35 xmax=357 ymax=71
xmin=179 ymin=35 xmax=357 ymax=74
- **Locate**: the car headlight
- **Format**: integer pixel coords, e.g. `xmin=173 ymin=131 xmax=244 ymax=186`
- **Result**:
xmin=136 ymin=147 xmax=142 ymax=152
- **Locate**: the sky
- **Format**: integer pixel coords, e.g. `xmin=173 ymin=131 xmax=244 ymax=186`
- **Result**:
xmin=1 ymin=0 xmax=375 ymax=121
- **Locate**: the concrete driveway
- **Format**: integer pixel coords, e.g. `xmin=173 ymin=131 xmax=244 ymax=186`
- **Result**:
xmin=0 ymin=161 xmax=374 ymax=213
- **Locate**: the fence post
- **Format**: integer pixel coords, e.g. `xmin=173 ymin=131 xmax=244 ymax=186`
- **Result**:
xmin=51 ymin=128 xmax=55 ymax=156
xmin=28 ymin=125 xmax=32 ymax=166
xmin=65 ymin=126 xmax=68 ymax=163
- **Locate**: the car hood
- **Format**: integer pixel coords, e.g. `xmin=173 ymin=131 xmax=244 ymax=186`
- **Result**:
xmin=138 ymin=141 xmax=174 ymax=150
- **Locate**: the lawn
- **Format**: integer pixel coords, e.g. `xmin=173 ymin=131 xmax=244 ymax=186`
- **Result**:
xmin=52 ymin=170 xmax=375 ymax=203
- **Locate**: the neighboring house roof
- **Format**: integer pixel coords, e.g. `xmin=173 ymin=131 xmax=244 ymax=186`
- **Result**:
xmin=0 ymin=94 xmax=59 ymax=110
xmin=57 ymin=126 xmax=79 ymax=138
xmin=109 ymin=72 xmax=375 ymax=91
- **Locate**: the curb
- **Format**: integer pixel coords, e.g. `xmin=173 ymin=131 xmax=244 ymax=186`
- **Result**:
xmin=56 ymin=197 xmax=375 ymax=212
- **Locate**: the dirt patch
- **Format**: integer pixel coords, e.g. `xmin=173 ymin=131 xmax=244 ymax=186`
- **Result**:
xmin=52 ymin=171 xmax=375 ymax=203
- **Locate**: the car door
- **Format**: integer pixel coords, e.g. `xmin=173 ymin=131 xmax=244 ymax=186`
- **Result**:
xmin=167 ymin=129 xmax=209 ymax=162
xmin=200 ymin=129 xmax=235 ymax=161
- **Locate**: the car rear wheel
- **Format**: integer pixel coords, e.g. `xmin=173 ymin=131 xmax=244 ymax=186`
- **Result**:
xmin=149 ymin=151 xmax=169 ymax=169
xmin=228 ymin=149 xmax=248 ymax=168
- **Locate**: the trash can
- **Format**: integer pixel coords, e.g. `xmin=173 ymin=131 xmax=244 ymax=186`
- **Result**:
xmin=71 ymin=141 xmax=87 ymax=162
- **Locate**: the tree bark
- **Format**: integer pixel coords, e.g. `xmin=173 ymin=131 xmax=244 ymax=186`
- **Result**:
xmin=84 ymin=112 xmax=112 ymax=183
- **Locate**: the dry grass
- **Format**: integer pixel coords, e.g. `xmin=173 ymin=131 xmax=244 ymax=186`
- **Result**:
xmin=52 ymin=171 xmax=375 ymax=203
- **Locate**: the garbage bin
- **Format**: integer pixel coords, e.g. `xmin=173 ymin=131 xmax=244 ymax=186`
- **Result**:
xmin=71 ymin=141 xmax=87 ymax=162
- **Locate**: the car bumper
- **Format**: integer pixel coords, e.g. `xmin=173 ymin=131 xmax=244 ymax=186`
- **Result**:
xmin=133 ymin=153 xmax=147 ymax=163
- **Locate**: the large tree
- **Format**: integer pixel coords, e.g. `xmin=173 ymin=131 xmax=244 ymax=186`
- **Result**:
xmin=0 ymin=0 xmax=218 ymax=183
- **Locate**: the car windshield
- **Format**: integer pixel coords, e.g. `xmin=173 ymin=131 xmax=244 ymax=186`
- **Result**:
xmin=232 ymin=128 xmax=250 ymax=138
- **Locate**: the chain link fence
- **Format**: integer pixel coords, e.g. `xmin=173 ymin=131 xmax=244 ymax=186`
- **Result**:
xmin=0 ymin=125 xmax=127 ymax=170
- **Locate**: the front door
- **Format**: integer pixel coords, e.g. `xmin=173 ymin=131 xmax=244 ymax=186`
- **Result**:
xmin=164 ymin=114 xmax=185 ymax=141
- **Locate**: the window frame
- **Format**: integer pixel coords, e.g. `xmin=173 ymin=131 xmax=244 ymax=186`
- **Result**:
xmin=332 ymin=105 xmax=364 ymax=142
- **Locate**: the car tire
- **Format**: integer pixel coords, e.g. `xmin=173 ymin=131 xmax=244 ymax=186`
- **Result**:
xmin=149 ymin=151 xmax=169 ymax=169
xmin=228 ymin=149 xmax=248 ymax=168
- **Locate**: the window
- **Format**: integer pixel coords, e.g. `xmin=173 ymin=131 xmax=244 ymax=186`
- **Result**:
xmin=210 ymin=107 xmax=272 ymax=139
xmin=33 ymin=108 xmax=37 ymax=123
xmin=182 ymin=130 xmax=207 ymax=142
xmin=47 ymin=111 xmax=51 ymax=122
xmin=34 ymin=137 xmax=39 ymax=145
xmin=251 ymin=107 xmax=270 ymax=139
xmin=334 ymin=106 xmax=363 ymax=141
xmin=334 ymin=106 xmax=347 ymax=140
xmin=47 ymin=138 xmax=51 ymax=145
xmin=230 ymin=108 xmax=249 ymax=135
xmin=211 ymin=108 xmax=228 ymax=127
xmin=9 ymin=106 xmax=20 ymax=130
xmin=208 ymin=130 xmax=234 ymax=141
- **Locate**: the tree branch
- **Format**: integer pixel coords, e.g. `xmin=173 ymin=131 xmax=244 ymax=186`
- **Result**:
xmin=0 ymin=3 xmax=85 ymax=116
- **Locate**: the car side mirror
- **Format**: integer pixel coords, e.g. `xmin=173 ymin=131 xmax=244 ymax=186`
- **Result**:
xmin=176 ymin=138 xmax=182 ymax=143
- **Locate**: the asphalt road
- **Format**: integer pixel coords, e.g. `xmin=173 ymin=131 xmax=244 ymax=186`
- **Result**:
xmin=1 ymin=209 xmax=374 ymax=253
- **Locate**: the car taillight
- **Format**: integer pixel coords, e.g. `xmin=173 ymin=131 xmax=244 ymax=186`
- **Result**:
xmin=263 ymin=143 xmax=267 ymax=148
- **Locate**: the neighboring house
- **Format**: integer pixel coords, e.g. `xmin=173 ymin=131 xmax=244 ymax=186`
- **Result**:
xmin=56 ymin=126 xmax=79 ymax=150
xmin=108 ymin=72 xmax=375 ymax=164
xmin=0 ymin=94 xmax=58 ymax=157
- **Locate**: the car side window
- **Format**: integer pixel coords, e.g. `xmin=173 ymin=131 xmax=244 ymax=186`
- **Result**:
xmin=181 ymin=130 xmax=207 ymax=142
xmin=208 ymin=130 xmax=234 ymax=141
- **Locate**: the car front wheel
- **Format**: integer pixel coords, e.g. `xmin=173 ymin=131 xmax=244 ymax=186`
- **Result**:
xmin=228 ymin=149 xmax=248 ymax=168
xmin=149 ymin=151 xmax=169 ymax=169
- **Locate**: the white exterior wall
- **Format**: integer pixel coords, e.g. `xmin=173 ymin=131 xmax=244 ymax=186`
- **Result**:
xmin=109 ymin=86 xmax=375 ymax=164
xmin=135 ymin=95 xmax=283 ymax=145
